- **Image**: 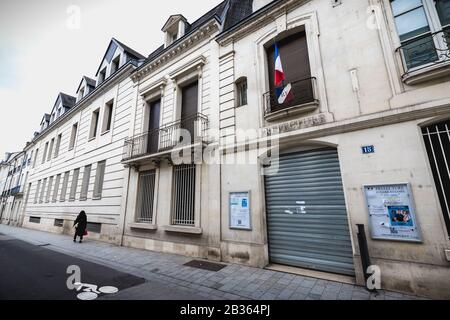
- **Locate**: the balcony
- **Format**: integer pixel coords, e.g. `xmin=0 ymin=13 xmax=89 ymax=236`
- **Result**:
xmin=122 ymin=113 xmax=209 ymax=163
xmin=10 ymin=186 xmax=23 ymax=196
xmin=263 ymin=77 xmax=319 ymax=121
xmin=397 ymin=29 xmax=450 ymax=85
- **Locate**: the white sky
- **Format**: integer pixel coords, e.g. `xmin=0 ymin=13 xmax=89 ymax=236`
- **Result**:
xmin=0 ymin=0 xmax=222 ymax=157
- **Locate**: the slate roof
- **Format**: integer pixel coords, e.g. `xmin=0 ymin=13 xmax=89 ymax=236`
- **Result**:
xmin=76 ymin=76 xmax=96 ymax=94
xmin=141 ymin=0 xmax=246 ymax=67
xmin=223 ymin=0 xmax=254 ymax=31
xmin=59 ymin=93 xmax=76 ymax=109
xmin=113 ymin=38 xmax=146 ymax=60
xmin=84 ymin=76 xmax=96 ymax=88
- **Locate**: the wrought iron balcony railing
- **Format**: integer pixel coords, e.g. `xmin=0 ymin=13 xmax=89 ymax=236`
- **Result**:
xmin=10 ymin=186 xmax=22 ymax=196
xmin=263 ymin=77 xmax=318 ymax=118
xmin=123 ymin=113 xmax=209 ymax=161
xmin=397 ymin=29 xmax=450 ymax=73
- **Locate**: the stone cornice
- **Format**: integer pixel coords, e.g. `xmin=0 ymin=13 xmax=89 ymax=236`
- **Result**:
xmin=220 ymin=101 xmax=450 ymax=153
xmin=131 ymin=20 xmax=220 ymax=83
xmin=217 ymin=0 xmax=310 ymax=46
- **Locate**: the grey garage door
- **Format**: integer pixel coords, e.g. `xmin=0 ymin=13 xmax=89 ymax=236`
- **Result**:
xmin=265 ymin=148 xmax=354 ymax=276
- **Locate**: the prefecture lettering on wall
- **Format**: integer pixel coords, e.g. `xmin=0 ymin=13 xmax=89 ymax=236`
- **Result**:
xmin=363 ymin=183 xmax=422 ymax=242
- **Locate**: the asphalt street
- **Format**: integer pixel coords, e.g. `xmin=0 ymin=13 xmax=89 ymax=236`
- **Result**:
xmin=0 ymin=233 xmax=145 ymax=300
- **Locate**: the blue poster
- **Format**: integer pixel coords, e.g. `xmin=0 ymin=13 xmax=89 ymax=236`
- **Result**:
xmin=388 ymin=206 xmax=413 ymax=227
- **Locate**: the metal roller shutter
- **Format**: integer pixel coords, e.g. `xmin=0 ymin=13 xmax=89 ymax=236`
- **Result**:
xmin=265 ymin=148 xmax=354 ymax=276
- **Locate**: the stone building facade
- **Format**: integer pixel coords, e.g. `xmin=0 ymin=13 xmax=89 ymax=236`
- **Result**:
xmin=4 ymin=0 xmax=449 ymax=299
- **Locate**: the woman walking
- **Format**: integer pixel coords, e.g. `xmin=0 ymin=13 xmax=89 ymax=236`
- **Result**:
xmin=73 ymin=211 xmax=87 ymax=243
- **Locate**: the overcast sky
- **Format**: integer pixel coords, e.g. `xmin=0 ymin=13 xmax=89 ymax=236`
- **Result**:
xmin=0 ymin=0 xmax=222 ymax=158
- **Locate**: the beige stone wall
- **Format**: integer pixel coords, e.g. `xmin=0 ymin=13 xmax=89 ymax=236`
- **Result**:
xmin=213 ymin=0 xmax=450 ymax=299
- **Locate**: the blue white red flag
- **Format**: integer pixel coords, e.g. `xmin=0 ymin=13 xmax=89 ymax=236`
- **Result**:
xmin=274 ymin=43 xmax=293 ymax=104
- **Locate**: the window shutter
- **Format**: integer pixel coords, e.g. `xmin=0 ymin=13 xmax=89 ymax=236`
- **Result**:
xmin=80 ymin=165 xmax=92 ymax=200
xmin=93 ymin=161 xmax=106 ymax=199
xmin=69 ymin=169 xmax=80 ymax=200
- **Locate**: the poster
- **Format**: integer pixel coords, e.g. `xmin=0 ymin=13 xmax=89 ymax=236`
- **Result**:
xmin=364 ymin=184 xmax=422 ymax=242
xmin=229 ymin=192 xmax=251 ymax=230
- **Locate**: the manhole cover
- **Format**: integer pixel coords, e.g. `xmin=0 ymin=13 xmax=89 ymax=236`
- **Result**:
xmin=99 ymin=286 xmax=119 ymax=294
xmin=77 ymin=292 xmax=98 ymax=300
xmin=183 ymin=260 xmax=226 ymax=272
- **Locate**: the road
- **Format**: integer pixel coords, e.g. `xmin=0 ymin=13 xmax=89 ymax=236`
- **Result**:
xmin=0 ymin=233 xmax=145 ymax=300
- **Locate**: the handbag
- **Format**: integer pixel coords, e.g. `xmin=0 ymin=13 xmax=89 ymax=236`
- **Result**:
xmin=84 ymin=230 xmax=88 ymax=236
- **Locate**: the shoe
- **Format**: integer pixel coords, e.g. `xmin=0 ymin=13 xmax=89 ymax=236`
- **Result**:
xmin=79 ymin=241 xmax=82 ymax=243
xmin=73 ymin=240 xmax=76 ymax=243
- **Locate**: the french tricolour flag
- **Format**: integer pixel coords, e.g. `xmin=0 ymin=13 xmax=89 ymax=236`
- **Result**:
xmin=274 ymin=43 xmax=293 ymax=104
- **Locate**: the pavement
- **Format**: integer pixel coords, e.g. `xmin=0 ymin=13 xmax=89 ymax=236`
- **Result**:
xmin=0 ymin=224 xmax=427 ymax=300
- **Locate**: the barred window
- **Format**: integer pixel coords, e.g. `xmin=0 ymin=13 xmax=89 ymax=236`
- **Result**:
xmin=69 ymin=169 xmax=80 ymax=201
xmin=93 ymin=161 xmax=106 ymax=199
xmin=80 ymin=165 xmax=92 ymax=201
xmin=136 ymin=170 xmax=156 ymax=224
xmin=171 ymin=164 xmax=196 ymax=226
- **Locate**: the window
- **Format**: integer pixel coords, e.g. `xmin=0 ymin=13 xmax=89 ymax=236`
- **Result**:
xmin=236 ymin=77 xmax=248 ymax=107
xmin=52 ymin=174 xmax=61 ymax=202
xmin=93 ymin=161 xmax=106 ymax=199
xmin=80 ymin=165 xmax=92 ymax=201
xmin=40 ymin=178 xmax=47 ymax=203
xmin=42 ymin=142 xmax=49 ymax=164
xmin=47 ymin=138 xmax=55 ymax=162
xmin=46 ymin=176 xmax=53 ymax=203
xmin=34 ymin=180 xmax=41 ymax=204
xmin=33 ymin=149 xmax=39 ymax=168
xmin=29 ymin=217 xmax=41 ymax=224
xmin=136 ymin=170 xmax=156 ymax=223
xmin=89 ymin=109 xmax=100 ymax=140
xmin=86 ymin=222 xmax=102 ymax=234
xmin=111 ymin=55 xmax=121 ymax=75
xmin=102 ymin=100 xmax=114 ymax=133
xmin=422 ymin=119 xmax=450 ymax=236
xmin=98 ymin=68 xmax=107 ymax=84
xmin=391 ymin=0 xmax=450 ymax=70
xmin=60 ymin=171 xmax=70 ymax=202
xmin=54 ymin=219 xmax=64 ymax=227
xmin=69 ymin=123 xmax=78 ymax=150
xmin=79 ymin=87 xmax=85 ymax=101
xmin=265 ymin=31 xmax=314 ymax=114
xmin=69 ymin=169 xmax=80 ymax=201
xmin=171 ymin=164 xmax=196 ymax=226
xmin=180 ymin=81 xmax=199 ymax=143
xmin=54 ymin=134 xmax=62 ymax=158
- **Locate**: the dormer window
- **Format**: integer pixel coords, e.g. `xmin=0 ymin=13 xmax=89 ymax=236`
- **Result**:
xmin=98 ymin=68 xmax=107 ymax=84
xmin=162 ymin=15 xmax=188 ymax=48
xmin=78 ymin=87 xmax=85 ymax=101
xmin=111 ymin=55 xmax=121 ymax=75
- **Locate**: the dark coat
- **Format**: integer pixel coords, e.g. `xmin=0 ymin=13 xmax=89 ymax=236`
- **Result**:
xmin=74 ymin=213 xmax=87 ymax=236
